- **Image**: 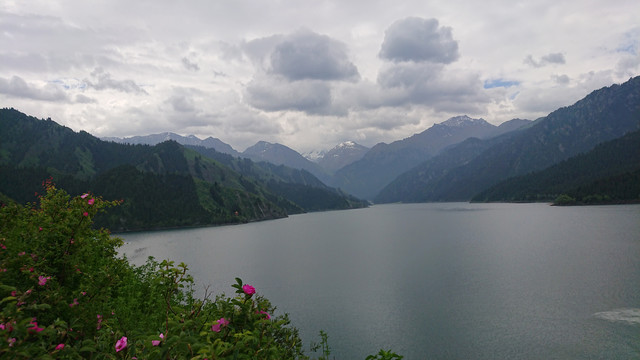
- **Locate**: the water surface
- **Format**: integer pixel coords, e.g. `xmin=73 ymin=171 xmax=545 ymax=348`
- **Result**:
xmin=119 ymin=203 xmax=640 ymax=359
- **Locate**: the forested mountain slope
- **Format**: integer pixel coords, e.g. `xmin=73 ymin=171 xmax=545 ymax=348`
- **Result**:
xmin=471 ymin=129 xmax=640 ymax=203
xmin=0 ymin=108 xmax=366 ymax=231
xmin=375 ymin=76 xmax=640 ymax=202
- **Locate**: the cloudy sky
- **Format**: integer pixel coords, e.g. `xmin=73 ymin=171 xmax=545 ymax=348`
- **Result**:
xmin=1 ymin=0 xmax=639 ymax=153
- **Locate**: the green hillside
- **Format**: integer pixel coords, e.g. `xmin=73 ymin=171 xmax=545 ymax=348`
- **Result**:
xmin=471 ymin=130 xmax=640 ymax=204
xmin=0 ymin=108 xmax=366 ymax=231
xmin=375 ymin=76 xmax=640 ymax=203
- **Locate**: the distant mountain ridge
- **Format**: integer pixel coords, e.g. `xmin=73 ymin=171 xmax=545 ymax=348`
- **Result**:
xmin=329 ymin=115 xmax=532 ymax=199
xmin=72 ymin=76 xmax=640 ymax=205
xmin=241 ymin=141 xmax=330 ymax=183
xmin=104 ymin=132 xmax=241 ymax=157
xmin=375 ymin=76 xmax=640 ymax=203
xmin=101 ymin=117 xmax=530 ymax=200
xmin=317 ymin=141 xmax=369 ymax=174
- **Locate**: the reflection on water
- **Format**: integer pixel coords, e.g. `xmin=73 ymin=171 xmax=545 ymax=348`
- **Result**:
xmin=119 ymin=203 xmax=640 ymax=359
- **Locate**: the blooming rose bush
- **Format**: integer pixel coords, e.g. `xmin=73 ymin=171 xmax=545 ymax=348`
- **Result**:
xmin=0 ymin=183 xmax=401 ymax=359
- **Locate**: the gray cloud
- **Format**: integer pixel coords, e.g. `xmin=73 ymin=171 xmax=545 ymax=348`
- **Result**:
xmin=168 ymin=95 xmax=196 ymax=113
xmin=245 ymin=76 xmax=341 ymax=115
xmin=269 ymin=29 xmax=359 ymax=81
xmin=552 ymin=74 xmax=570 ymax=84
xmin=84 ymin=68 xmax=147 ymax=94
xmin=242 ymin=35 xmax=285 ymax=65
xmin=242 ymin=30 xmax=359 ymax=115
xmin=379 ymin=17 xmax=459 ymax=64
xmin=374 ymin=62 xmax=490 ymax=113
xmin=0 ymin=75 xmax=68 ymax=102
xmin=0 ymin=11 xmax=140 ymax=74
xmin=75 ymin=94 xmax=96 ymax=103
xmin=524 ymin=53 xmax=566 ymax=67
xmin=182 ymin=57 xmax=200 ymax=71
xmin=377 ymin=62 xmax=441 ymax=88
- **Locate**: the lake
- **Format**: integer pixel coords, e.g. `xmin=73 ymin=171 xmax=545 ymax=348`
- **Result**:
xmin=118 ymin=203 xmax=640 ymax=359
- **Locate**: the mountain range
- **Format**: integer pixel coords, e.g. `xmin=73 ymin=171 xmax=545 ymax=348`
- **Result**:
xmin=101 ymin=76 xmax=640 ymax=204
xmin=375 ymin=76 xmax=640 ymax=203
xmin=317 ymin=141 xmax=370 ymax=174
xmin=328 ymin=116 xmax=532 ymax=199
xmin=0 ymin=109 xmax=367 ymax=231
xmin=3 ymin=76 xmax=639 ymax=225
xmin=103 ymin=132 xmax=242 ymax=157
xmin=104 ymin=116 xmax=532 ymax=200
xmin=470 ymin=129 xmax=640 ymax=204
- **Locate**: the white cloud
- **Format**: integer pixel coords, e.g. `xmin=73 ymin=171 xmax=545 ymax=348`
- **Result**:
xmin=0 ymin=0 xmax=638 ymax=153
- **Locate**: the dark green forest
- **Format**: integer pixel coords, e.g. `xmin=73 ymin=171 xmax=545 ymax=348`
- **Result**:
xmin=0 ymin=108 xmax=367 ymax=231
xmin=471 ymin=130 xmax=640 ymax=204
xmin=375 ymin=76 xmax=640 ymax=203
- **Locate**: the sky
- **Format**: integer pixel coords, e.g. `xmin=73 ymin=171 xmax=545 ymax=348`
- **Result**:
xmin=1 ymin=0 xmax=639 ymax=153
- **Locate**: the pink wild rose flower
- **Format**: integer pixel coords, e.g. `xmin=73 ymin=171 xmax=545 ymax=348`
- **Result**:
xmin=28 ymin=320 xmax=44 ymax=333
xmin=242 ymin=284 xmax=256 ymax=295
xmin=81 ymin=193 xmax=89 ymax=199
xmin=56 ymin=343 xmax=65 ymax=350
xmin=257 ymin=310 xmax=271 ymax=319
xmin=211 ymin=317 xmax=229 ymax=332
xmin=152 ymin=340 xmax=161 ymax=346
xmin=88 ymin=198 xmax=95 ymax=205
xmin=115 ymin=336 xmax=127 ymax=352
xmin=38 ymin=275 xmax=51 ymax=286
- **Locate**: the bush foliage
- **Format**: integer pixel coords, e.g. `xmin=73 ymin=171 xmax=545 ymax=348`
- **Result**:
xmin=0 ymin=183 xmax=401 ymax=359
xmin=0 ymin=182 xmax=307 ymax=359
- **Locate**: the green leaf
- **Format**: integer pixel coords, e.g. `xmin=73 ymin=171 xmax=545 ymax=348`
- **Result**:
xmin=0 ymin=296 xmax=17 ymax=305
xmin=79 ymin=346 xmax=97 ymax=353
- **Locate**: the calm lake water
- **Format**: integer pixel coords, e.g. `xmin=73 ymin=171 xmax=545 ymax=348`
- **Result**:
xmin=119 ymin=203 xmax=640 ymax=359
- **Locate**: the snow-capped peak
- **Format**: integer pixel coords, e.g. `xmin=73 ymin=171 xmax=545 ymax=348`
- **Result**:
xmin=337 ymin=141 xmax=356 ymax=149
xmin=440 ymin=115 xmax=486 ymax=127
xmin=303 ymin=149 xmax=326 ymax=162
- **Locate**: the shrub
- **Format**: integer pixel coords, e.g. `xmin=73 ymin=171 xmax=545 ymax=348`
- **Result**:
xmin=0 ymin=183 xmax=400 ymax=359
